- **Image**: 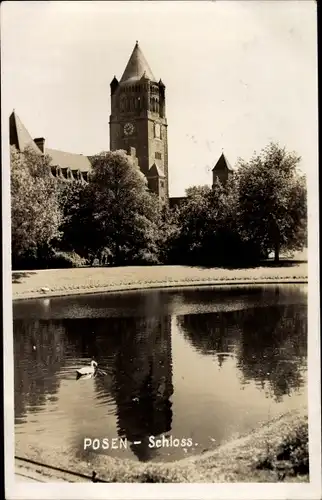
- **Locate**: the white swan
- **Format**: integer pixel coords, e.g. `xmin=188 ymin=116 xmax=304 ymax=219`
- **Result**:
xmin=76 ymin=359 xmax=98 ymax=379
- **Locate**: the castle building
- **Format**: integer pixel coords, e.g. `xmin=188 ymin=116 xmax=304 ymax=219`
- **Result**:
xmin=9 ymin=42 xmax=232 ymax=205
xmin=9 ymin=110 xmax=93 ymax=183
xmin=110 ymin=42 xmax=169 ymax=204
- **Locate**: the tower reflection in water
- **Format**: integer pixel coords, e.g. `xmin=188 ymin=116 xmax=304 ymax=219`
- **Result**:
xmin=93 ymin=295 xmax=174 ymax=461
xmin=13 ymin=285 xmax=307 ymax=463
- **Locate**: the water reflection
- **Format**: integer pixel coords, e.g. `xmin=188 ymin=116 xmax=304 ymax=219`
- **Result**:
xmin=14 ymin=294 xmax=174 ymax=461
xmin=14 ymin=320 xmax=66 ymax=422
xmin=178 ymin=303 xmax=307 ymax=402
xmin=13 ymin=285 xmax=307 ymax=462
xmin=111 ymin=316 xmax=172 ymax=461
xmin=237 ymin=304 xmax=307 ymax=401
xmin=87 ymin=315 xmax=173 ymax=461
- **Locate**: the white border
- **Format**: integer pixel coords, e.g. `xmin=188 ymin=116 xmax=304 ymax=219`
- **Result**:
xmin=2 ymin=1 xmax=321 ymax=499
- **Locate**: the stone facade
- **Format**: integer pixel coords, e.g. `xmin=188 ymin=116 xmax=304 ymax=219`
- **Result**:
xmin=109 ymin=42 xmax=169 ymax=205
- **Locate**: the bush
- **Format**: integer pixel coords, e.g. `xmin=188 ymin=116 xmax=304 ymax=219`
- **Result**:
xmin=49 ymin=251 xmax=87 ymax=268
xmin=12 ymin=245 xmax=54 ymax=270
xmin=12 ymin=248 xmax=87 ymax=270
xmin=130 ymin=249 xmax=160 ymax=266
xmin=276 ymin=421 xmax=309 ymax=475
xmin=256 ymin=417 xmax=309 ymax=477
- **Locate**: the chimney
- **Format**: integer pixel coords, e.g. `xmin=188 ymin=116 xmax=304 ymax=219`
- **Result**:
xmin=128 ymin=146 xmax=136 ymax=157
xmin=34 ymin=137 xmax=45 ymax=153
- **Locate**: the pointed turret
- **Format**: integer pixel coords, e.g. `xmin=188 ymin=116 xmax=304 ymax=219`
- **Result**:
xmin=110 ymin=76 xmax=119 ymax=95
xmin=212 ymin=152 xmax=234 ymax=187
xmin=212 ymin=152 xmax=233 ymax=173
xmin=120 ymin=41 xmax=156 ymax=84
xmin=9 ymin=111 xmax=42 ymax=154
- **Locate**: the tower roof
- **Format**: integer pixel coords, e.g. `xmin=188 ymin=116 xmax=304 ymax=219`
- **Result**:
xmin=9 ymin=110 xmax=42 ymax=154
xmin=120 ymin=41 xmax=156 ymax=84
xmin=212 ymin=152 xmax=233 ymax=172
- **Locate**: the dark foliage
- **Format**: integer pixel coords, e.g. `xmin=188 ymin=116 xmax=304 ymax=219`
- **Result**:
xmin=11 ymin=142 xmax=307 ymax=270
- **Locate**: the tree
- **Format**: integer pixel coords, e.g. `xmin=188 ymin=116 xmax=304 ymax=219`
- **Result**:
xmin=157 ymin=204 xmax=181 ymax=264
xmin=168 ymin=180 xmax=253 ymax=266
xmin=56 ymin=179 xmax=100 ymax=262
xmin=10 ymin=146 xmax=63 ymax=268
xmin=173 ymin=185 xmax=213 ymax=263
xmin=87 ymin=150 xmax=161 ymax=265
xmin=236 ymin=142 xmax=307 ymax=263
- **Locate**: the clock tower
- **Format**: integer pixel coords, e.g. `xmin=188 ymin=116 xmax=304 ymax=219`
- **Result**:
xmin=109 ymin=42 xmax=169 ymax=204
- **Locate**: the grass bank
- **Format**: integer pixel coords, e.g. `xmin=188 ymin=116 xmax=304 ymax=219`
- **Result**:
xmin=15 ymin=407 xmax=308 ymax=483
xmin=12 ymin=262 xmax=307 ymax=300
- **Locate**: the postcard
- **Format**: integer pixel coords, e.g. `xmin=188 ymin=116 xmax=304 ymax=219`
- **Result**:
xmin=2 ymin=1 xmax=320 ymax=499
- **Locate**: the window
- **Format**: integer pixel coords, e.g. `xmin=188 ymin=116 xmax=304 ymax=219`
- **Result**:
xmin=160 ymin=180 xmax=164 ymax=188
xmin=155 ymin=152 xmax=162 ymax=160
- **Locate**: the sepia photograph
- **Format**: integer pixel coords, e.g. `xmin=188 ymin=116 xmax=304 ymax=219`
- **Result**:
xmin=1 ymin=1 xmax=320 ymax=499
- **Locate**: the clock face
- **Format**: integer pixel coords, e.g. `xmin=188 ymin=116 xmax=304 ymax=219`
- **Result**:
xmin=124 ymin=122 xmax=135 ymax=136
xmin=155 ymin=123 xmax=161 ymax=139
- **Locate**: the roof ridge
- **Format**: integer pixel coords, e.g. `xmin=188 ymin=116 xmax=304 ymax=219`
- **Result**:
xmin=46 ymin=147 xmax=87 ymax=156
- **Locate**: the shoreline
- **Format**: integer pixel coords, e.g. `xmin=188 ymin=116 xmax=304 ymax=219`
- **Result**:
xmin=15 ymin=407 xmax=308 ymax=483
xmin=12 ymin=263 xmax=308 ymax=301
xmin=13 ymin=278 xmax=308 ymax=301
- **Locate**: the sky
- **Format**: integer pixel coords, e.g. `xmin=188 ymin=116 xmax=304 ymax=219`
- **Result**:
xmin=1 ymin=0 xmax=318 ymax=196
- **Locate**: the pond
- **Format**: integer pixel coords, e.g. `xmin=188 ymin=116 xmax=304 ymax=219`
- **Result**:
xmin=13 ymin=284 xmax=307 ymax=463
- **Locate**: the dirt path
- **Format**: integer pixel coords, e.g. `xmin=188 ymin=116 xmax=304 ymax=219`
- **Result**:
xmin=12 ymin=263 xmax=307 ymax=300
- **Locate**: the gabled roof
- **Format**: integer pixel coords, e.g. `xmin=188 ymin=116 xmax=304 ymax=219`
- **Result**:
xmin=147 ymin=163 xmax=165 ymax=178
xmin=212 ymin=152 xmax=233 ymax=172
xmin=120 ymin=41 xmax=156 ymax=84
xmin=46 ymin=148 xmax=92 ymax=173
xmin=9 ymin=110 xmax=92 ymax=173
xmin=9 ymin=111 xmax=42 ymax=154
